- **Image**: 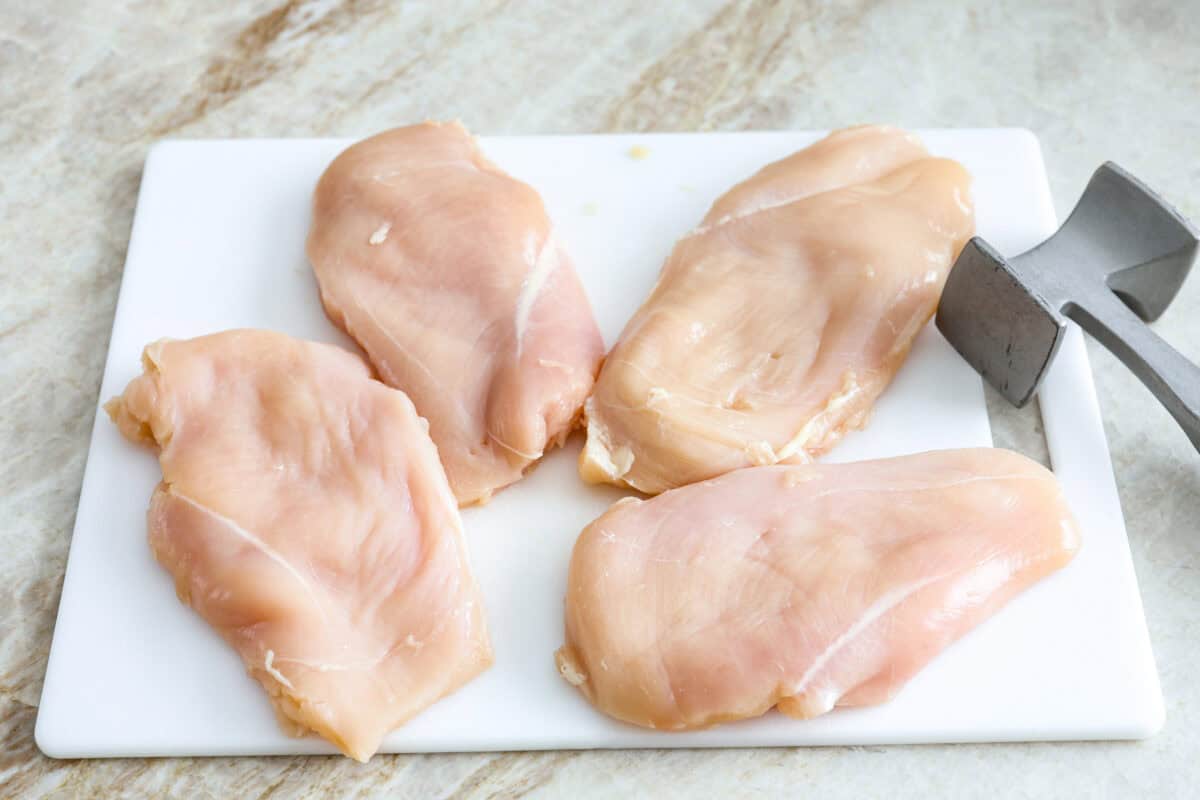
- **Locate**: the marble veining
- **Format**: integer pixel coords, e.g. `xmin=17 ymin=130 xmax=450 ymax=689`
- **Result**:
xmin=1 ymin=0 xmax=1197 ymax=797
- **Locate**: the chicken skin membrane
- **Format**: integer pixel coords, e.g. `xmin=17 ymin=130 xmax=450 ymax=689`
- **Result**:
xmin=308 ymin=121 xmax=605 ymax=506
xmin=106 ymin=330 xmax=492 ymax=761
xmin=557 ymin=448 xmax=1079 ymax=731
xmin=580 ymin=125 xmax=976 ymax=494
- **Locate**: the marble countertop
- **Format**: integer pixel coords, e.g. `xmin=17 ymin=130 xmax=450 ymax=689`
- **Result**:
xmin=2 ymin=1 xmax=1197 ymax=797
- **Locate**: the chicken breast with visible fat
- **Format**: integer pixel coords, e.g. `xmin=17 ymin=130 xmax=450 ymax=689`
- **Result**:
xmin=308 ymin=122 xmax=605 ymax=506
xmin=580 ymin=125 xmax=975 ymax=494
xmin=106 ymin=330 xmax=491 ymax=761
xmin=557 ymin=448 xmax=1079 ymax=730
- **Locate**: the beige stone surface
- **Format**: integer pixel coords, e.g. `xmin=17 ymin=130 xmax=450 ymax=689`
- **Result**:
xmin=1 ymin=0 xmax=1196 ymax=796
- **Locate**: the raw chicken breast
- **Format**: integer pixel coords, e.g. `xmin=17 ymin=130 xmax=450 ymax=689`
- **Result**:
xmin=106 ymin=330 xmax=491 ymax=761
xmin=308 ymin=122 xmax=605 ymax=506
xmin=580 ymin=125 xmax=975 ymax=494
xmin=556 ymin=448 xmax=1079 ymax=730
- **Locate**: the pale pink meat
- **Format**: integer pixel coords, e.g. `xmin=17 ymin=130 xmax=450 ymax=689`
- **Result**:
xmin=106 ymin=330 xmax=491 ymax=761
xmin=580 ymin=125 xmax=976 ymax=494
xmin=308 ymin=121 xmax=605 ymax=506
xmin=557 ymin=448 xmax=1080 ymax=730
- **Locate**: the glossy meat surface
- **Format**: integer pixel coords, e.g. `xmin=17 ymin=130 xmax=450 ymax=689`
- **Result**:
xmin=557 ymin=448 xmax=1079 ymax=730
xmin=106 ymin=330 xmax=491 ymax=761
xmin=580 ymin=126 xmax=975 ymax=494
xmin=308 ymin=122 xmax=605 ymax=505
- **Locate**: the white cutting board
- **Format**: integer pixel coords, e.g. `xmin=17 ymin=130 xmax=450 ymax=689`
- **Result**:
xmin=37 ymin=130 xmax=1162 ymax=758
